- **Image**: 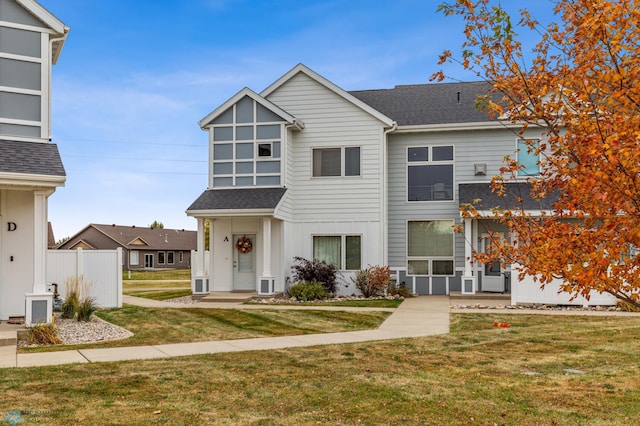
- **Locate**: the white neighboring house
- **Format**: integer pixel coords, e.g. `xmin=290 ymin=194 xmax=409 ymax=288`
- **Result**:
xmin=188 ymin=63 xmax=616 ymax=306
xmin=0 ymin=0 xmax=69 ymax=324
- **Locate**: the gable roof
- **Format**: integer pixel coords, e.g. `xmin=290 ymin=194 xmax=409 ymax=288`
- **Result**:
xmin=16 ymin=0 xmax=69 ymax=64
xmin=261 ymin=64 xmax=395 ymax=128
xmin=459 ymin=182 xmax=558 ymax=212
xmin=350 ymin=81 xmax=498 ymax=127
xmin=187 ymin=188 xmax=287 ymax=215
xmin=199 ymin=87 xmax=304 ymax=130
xmin=59 ymin=224 xmax=197 ymax=251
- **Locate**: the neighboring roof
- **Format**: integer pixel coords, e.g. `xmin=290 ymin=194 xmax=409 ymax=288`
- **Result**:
xmin=459 ymin=182 xmax=558 ymax=211
xmin=350 ymin=81 xmax=497 ymax=127
xmin=0 ymin=140 xmax=66 ymax=176
xmin=199 ymin=87 xmax=304 ymax=130
xmin=59 ymin=224 xmax=197 ymax=251
xmin=261 ymin=64 xmax=395 ymax=128
xmin=187 ymin=188 xmax=287 ymax=212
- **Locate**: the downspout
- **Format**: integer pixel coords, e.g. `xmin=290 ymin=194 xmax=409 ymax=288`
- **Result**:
xmin=382 ymin=122 xmax=398 ymax=267
xmin=48 ymin=29 xmax=69 ymax=140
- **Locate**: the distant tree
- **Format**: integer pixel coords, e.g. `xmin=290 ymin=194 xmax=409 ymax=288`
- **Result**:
xmin=435 ymin=0 xmax=640 ymax=308
xmin=57 ymin=236 xmax=70 ymax=245
xmin=149 ymin=220 xmax=164 ymax=229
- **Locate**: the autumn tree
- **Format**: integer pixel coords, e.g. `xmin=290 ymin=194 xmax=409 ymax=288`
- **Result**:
xmin=434 ymin=0 xmax=640 ymax=307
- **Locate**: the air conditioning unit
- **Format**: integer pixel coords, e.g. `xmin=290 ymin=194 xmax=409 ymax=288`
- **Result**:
xmin=474 ymin=163 xmax=487 ymax=176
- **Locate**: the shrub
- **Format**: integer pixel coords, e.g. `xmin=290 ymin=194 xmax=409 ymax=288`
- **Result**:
xmin=28 ymin=323 xmax=62 ymax=345
xmin=61 ymin=290 xmax=78 ymax=319
xmin=353 ymin=265 xmax=392 ymax=297
xmin=62 ymin=275 xmax=98 ymax=321
xmin=389 ymin=282 xmax=413 ymax=298
xmin=76 ymin=297 xmax=98 ymax=322
xmin=291 ymin=257 xmax=337 ymax=294
xmin=287 ymin=280 xmax=330 ymax=301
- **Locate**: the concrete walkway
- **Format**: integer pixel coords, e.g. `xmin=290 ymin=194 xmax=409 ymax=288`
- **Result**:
xmin=0 ymin=296 xmax=450 ymax=369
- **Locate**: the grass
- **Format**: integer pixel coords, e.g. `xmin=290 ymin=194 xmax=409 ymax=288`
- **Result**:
xmin=123 ymin=269 xmax=191 ymax=281
xmin=19 ymin=305 xmax=391 ymax=352
xmin=123 ymin=289 xmax=193 ymax=300
xmin=4 ymin=313 xmax=640 ymax=424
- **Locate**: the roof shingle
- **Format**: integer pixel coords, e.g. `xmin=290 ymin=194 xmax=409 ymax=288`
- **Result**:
xmin=187 ymin=188 xmax=287 ymax=211
xmin=0 ymin=140 xmax=66 ymax=176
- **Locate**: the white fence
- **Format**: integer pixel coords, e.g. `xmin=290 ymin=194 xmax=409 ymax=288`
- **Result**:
xmin=47 ymin=248 xmax=123 ymax=308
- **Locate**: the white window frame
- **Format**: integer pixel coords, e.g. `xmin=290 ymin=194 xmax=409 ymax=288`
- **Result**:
xmin=312 ymin=234 xmax=362 ymax=271
xmin=178 ymin=251 xmax=184 ymax=263
xmin=167 ymin=251 xmax=175 ymax=265
xmin=312 ymin=146 xmax=361 ymax=178
xmin=406 ymin=219 xmax=455 ymax=277
xmin=129 ymin=250 xmax=139 ymax=266
xmin=158 ymin=251 xmax=166 ymax=265
xmin=406 ymin=145 xmax=455 ymax=202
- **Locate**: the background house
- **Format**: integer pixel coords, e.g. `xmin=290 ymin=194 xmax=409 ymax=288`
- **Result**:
xmin=57 ymin=224 xmax=196 ymax=270
xmin=0 ymin=0 xmax=69 ymax=324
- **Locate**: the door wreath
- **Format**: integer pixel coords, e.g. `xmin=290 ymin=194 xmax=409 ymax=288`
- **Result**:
xmin=235 ymin=236 xmax=253 ymax=254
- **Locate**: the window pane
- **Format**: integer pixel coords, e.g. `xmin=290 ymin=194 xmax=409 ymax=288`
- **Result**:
xmin=158 ymin=252 xmax=165 ymax=264
xmin=408 ymin=147 xmax=428 ymax=162
xmin=130 ymin=250 xmax=139 ymax=265
xmin=313 ymin=236 xmax=341 ymax=268
xmin=167 ymin=252 xmax=174 ymax=264
xmin=345 ymin=236 xmax=361 ymax=270
xmin=258 ymin=143 xmax=272 ymax=157
xmin=408 ymin=164 xmax=453 ymax=201
xmin=345 ymin=147 xmax=361 ymax=176
xmin=408 ymin=221 xmax=453 ymax=257
xmin=432 ymin=146 xmax=454 ymax=161
xmin=432 ymin=260 xmax=454 ymax=275
xmin=313 ymin=148 xmax=341 ymax=177
xmin=517 ymin=139 xmax=540 ymax=176
xmin=408 ymin=260 xmax=429 ymax=275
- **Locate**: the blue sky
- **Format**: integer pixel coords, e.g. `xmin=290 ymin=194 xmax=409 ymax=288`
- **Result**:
xmin=36 ymin=0 xmax=556 ymax=241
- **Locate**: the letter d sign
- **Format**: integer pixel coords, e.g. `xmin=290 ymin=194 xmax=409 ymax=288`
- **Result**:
xmin=7 ymin=222 xmax=16 ymax=231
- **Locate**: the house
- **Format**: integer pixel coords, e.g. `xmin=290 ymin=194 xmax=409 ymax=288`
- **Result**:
xmin=187 ymin=64 xmax=615 ymax=306
xmin=0 ymin=0 xmax=69 ymax=323
xmin=57 ymin=224 xmax=196 ymax=270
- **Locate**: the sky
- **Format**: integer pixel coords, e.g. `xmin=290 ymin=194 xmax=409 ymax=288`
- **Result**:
xmin=35 ymin=0 xmax=557 ymax=241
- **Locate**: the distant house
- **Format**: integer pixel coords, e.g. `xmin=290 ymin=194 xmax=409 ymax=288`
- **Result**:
xmin=57 ymin=224 xmax=197 ymax=270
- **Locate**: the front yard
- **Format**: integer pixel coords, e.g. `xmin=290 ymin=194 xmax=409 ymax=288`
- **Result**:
xmin=4 ymin=313 xmax=640 ymax=424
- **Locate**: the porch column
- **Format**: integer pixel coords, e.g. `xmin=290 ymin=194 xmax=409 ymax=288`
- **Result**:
xmin=259 ymin=217 xmax=274 ymax=295
xmin=192 ymin=217 xmax=210 ymax=294
xmin=461 ymin=217 xmax=477 ymax=294
xmin=196 ymin=217 xmax=205 ymax=275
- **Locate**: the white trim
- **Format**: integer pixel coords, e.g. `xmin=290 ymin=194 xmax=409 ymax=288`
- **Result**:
xmin=15 ymin=0 xmax=66 ymax=33
xmin=0 ymin=85 xmax=41 ymax=96
xmin=0 ymin=52 xmax=42 ymax=63
xmin=0 ymin=20 xmax=56 ymax=34
xmin=261 ymin=64 xmax=395 ymax=128
xmin=406 ymin=218 xmax=456 ymax=277
xmin=0 ymin=172 xmax=65 ymax=187
xmin=187 ymin=209 xmax=275 ymax=218
xmin=395 ymin=121 xmax=522 ymax=133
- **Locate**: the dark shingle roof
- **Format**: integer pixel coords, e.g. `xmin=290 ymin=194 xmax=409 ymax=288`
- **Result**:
xmin=90 ymin=224 xmax=196 ymax=250
xmin=187 ymin=188 xmax=287 ymax=211
xmin=0 ymin=140 xmax=65 ymax=176
xmin=349 ymin=81 xmax=497 ymax=126
xmin=459 ymin=182 xmax=558 ymax=211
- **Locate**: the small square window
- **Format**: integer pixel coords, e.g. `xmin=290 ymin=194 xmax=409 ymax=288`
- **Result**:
xmin=258 ymin=143 xmax=272 ymax=157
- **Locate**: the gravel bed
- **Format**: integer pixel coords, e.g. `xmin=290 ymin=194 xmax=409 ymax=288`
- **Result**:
xmin=451 ymin=303 xmax=622 ymax=311
xmin=19 ymin=315 xmax=133 ymax=348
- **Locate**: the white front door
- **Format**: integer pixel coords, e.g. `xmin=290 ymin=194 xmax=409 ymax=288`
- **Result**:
xmin=482 ymin=233 xmax=505 ymax=292
xmin=233 ymin=234 xmax=256 ymax=291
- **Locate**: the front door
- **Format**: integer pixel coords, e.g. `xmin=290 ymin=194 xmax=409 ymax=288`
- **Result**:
xmin=482 ymin=233 xmax=505 ymax=292
xmin=233 ymin=234 xmax=256 ymax=291
xmin=144 ymin=253 xmax=154 ymax=269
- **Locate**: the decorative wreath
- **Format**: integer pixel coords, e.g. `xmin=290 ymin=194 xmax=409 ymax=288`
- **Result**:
xmin=235 ymin=236 xmax=253 ymax=254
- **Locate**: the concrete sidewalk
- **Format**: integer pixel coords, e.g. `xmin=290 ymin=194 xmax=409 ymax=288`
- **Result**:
xmin=1 ymin=296 xmax=450 ymax=369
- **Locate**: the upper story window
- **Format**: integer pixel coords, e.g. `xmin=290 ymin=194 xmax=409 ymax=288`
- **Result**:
xmin=312 ymin=147 xmax=361 ymax=177
xmin=407 ymin=145 xmax=454 ymax=201
xmin=517 ymin=138 xmax=540 ymax=177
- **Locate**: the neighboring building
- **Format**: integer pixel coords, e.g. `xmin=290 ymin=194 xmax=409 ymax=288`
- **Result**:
xmin=187 ymin=64 xmax=615 ymax=306
xmin=57 ymin=224 xmax=196 ymax=270
xmin=0 ymin=0 xmax=69 ymax=323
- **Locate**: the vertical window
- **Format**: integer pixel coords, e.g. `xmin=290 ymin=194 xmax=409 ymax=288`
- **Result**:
xmin=167 ymin=251 xmax=175 ymax=264
xmin=312 ymin=147 xmax=361 ymax=177
xmin=517 ymin=139 xmax=540 ymax=176
xmin=313 ymin=235 xmax=362 ymax=270
xmin=407 ymin=220 xmax=454 ymax=276
xmin=130 ymin=250 xmax=139 ymax=266
xmin=407 ymin=146 xmax=454 ymax=201
xmin=158 ymin=251 xmax=166 ymax=264
xmin=178 ymin=251 xmax=184 ymax=263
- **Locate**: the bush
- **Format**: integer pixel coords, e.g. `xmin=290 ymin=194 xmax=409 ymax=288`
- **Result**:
xmin=76 ymin=297 xmax=98 ymax=322
xmin=28 ymin=323 xmax=62 ymax=345
xmin=287 ymin=280 xmax=331 ymax=301
xmin=353 ymin=265 xmax=392 ymax=298
xmin=291 ymin=257 xmax=337 ymax=294
xmin=389 ymin=282 xmax=412 ymax=298
xmin=62 ymin=275 xmax=98 ymax=321
xmin=61 ymin=290 xmax=78 ymax=319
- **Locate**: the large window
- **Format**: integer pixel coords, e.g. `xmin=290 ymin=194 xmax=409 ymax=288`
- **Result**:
xmin=313 ymin=235 xmax=361 ymax=270
xmin=517 ymin=139 xmax=540 ymax=176
xmin=407 ymin=220 xmax=454 ymax=276
xmin=407 ymin=145 xmax=454 ymax=201
xmin=129 ymin=250 xmax=139 ymax=266
xmin=312 ymin=147 xmax=361 ymax=177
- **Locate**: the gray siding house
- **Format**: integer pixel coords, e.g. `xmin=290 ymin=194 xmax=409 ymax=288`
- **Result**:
xmin=188 ymin=64 xmax=615 ymax=306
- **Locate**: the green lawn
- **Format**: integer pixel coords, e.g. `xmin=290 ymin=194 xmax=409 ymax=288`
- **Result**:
xmin=122 ymin=269 xmax=191 ymax=281
xmin=5 ymin=313 xmax=640 ymax=424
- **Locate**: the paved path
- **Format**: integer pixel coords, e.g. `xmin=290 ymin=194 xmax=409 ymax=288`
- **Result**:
xmin=0 ymin=296 xmax=450 ymax=369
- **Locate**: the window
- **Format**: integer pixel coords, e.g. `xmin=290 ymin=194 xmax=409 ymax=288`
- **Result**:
xmin=312 ymin=147 xmax=361 ymax=177
xmin=130 ymin=250 xmax=139 ymax=266
xmin=167 ymin=251 xmax=175 ymax=265
xmin=178 ymin=251 xmax=184 ymax=263
xmin=407 ymin=146 xmax=454 ymax=201
xmin=158 ymin=251 xmax=165 ymax=264
xmin=258 ymin=143 xmax=272 ymax=157
xmin=517 ymin=139 xmax=540 ymax=176
xmin=313 ymin=235 xmax=362 ymax=270
xmin=407 ymin=220 xmax=454 ymax=276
